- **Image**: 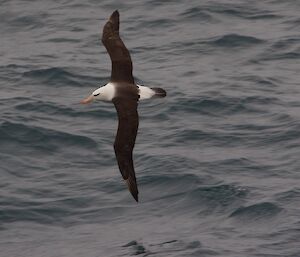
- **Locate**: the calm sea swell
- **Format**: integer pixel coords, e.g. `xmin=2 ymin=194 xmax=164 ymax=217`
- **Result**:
xmin=1 ymin=0 xmax=300 ymax=256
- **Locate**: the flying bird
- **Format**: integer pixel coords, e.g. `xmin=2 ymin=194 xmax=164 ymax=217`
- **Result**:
xmin=81 ymin=10 xmax=166 ymax=202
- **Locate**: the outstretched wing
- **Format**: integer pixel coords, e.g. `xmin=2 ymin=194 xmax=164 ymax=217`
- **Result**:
xmin=112 ymin=97 xmax=139 ymax=202
xmin=102 ymin=10 xmax=134 ymax=84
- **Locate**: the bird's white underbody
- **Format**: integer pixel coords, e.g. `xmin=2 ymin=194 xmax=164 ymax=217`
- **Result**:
xmin=92 ymin=83 xmax=156 ymax=102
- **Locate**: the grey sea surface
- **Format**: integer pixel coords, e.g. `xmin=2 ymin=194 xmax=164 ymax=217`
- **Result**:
xmin=1 ymin=0 xmax=300 ymax=256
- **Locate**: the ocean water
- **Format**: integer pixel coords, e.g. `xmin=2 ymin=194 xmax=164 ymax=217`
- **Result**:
xmin=1 ymin=0 xmax=300 ymax=256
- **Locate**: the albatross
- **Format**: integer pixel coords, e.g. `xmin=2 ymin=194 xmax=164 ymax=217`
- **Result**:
xmin=81 ymin=10 xmax=166 ymax=202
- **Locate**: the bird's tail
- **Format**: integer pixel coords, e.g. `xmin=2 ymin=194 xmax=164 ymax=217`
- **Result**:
xmin=151 ymin=87 xmax=167 ymax=98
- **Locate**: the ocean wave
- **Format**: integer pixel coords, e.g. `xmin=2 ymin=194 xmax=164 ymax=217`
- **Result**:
xmin=274 ymin=188 xmax=300 ymax=203
xmin=0 ymin=121 xmax=97 ymax=152
xmin=167 ymin=95 xmax=270 ymax=116
xmin=253 ymin=36 xmax=300 ymax=62
xmin=180 ymin=7 xmax=215 ymax=22
xmin=229 ymin=75 xmax=280 ymax=88
xmin=139 ymin=18 xmax=175 ymax=29
xmin=258 ymin=51 xmax=300 ymax=62
xmin=229 ymin=202 xmax=282 ymax=220
xmin=0 ymin=206 xmax=67 ymax=225
xmin=4 ymin=13 xmax=48 ymax=30
xmin=209 ymin=34 xmax=264 ymax=48
xmin=14 ymin=100 xmax=114 ymax=119
xmin=188 ymin=184 xmax=247 ymax=207
xmin=23 ymin=67 xmax=101 ymax=87
xmin=204 ymin=3 xmax=281 ymax=20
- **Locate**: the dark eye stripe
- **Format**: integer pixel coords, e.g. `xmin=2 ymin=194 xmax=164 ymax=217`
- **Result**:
xmin=94 ymin=93 xmax=100 ymax=96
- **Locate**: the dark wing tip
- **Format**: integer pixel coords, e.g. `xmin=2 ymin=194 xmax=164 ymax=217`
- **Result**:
xmin=133 ymin=192 xmax=139 ymax=202
xmin=111 ymin=10 xmax=119 ymax=17
xmin=102 ymin=10 xmax=120 ymax=43
xmin=126 ymin=178 xmax=139 ymax=202
xmin=106 ymin=10 xmax=119 ymax=33
xmin=110 ymin=10 xmax=119 ymax=23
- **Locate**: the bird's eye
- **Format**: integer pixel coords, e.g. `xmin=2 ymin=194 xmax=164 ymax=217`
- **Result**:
xmin=94 ymin=93 xmax=100 ymax=96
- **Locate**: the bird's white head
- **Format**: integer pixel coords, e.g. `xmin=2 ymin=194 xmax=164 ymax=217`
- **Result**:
xmin=80 ymin=83 xmax=115 ymax=104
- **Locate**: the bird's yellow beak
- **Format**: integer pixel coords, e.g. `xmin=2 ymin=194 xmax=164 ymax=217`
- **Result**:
xmin=80 ymin=94 xmax=94 ymax=104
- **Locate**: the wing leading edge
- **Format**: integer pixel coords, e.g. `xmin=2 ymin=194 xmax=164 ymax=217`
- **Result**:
xmin=102 ymin=10 xmax=134 ymax=84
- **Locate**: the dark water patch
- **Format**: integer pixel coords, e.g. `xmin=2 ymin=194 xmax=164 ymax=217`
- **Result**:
xmin=15 ymin=101 xmax=75 ymax=115
xmin=284 ymin=17 xmax=300 ymax=28
xmin=257 ymin=124 xmax=300 ymax=146
xmin=271 ymin=37 xmax=300 ymax=50
xmin=140 ymin=170 xmax=202 ymax=184
xmin=180 ymin=7 xmax=216 ymax=23
xmin=229 ymin=202 xmax=282 ymax=220
xmin=144 ymin=182 xmax=248 ymax=215
xmin=58 ymin=3 xmax=91 ymax=9
xmin=0 ymin=121 xmax=97 ymax=153
xmin=138 ymin=105 xmax=169 ymax=121
xmin=230 ymin=75 xmax=279 ymax=89
xmin=193 ymin=98 xmax=232 ymax=111
xmin=95 ymin=178 xmax=134 ymax=197
xmin=0 ymin=205 xmax=74 ymax=225
xmin=206 ymin=4 xmax=256 ymax=18
xmin=133 ymin=244 xmax=147 ymax=255
xmin=167 ymin=96 xmax=231 ymax=116
xmin=205 ymin=3 xmax=281 ymax=20
xmin=4 ymin=13 xmax=49 ymax=30
xmin=274 ymin=188 xmax=300 ymax=204
xmin=1 ymin=64 xmax=29 ymax=70
xmin=0 ymin=193 xmax=93 ymax=211
xmin=0 ymin=96 xmax=32 ymax=106
xmin=246 ymin=13 xmax=281 ymax=20
xmin=188 ymin=184 xmax=247 ymax=209
xmin=14 ymin=100 xmax=114 ymax=119
xmin=210 ymin=34 xmax=264 ymax=48
xmin=79 ymin=206 xmax=129 ymax=223
xmin=215 ymin=121 xmax=300 ymax=148
xmin=258 ymin=51 xmax=300 ymax=62
xmin=254 ymin=37 xmax=300 ymax=62
xmin=140 ymin=173 xmax=202 ymax=194
xmin=207 ymin=157 xmax=277 ymax=178
xmin=241 ymin=95 xmax=280 ymax=105
xmin=226 ymin=123 xmax=279 ymax=133
xmin=136 ymin=154 xmax=207 ymax=179
xmin=123 ymin=240 xmax=138 ymax=247
xmin=71 ymin=26 xmax=85 ymax=32
xmin=0 ymin=196 xmax=121 ymax=225
xmin=145 ymin=0 xmax=178 ymax=7
xmin=168 ymin=94 xmax=271 ymax=117
xmin=122 ymin=240 xmax=148 ymax=255
xmin=270 ymin=113 xmax=294 ymax=124
xmin=0 ymin=153 xmax=46 ymax=178
xmin=163 ymin=39 xmax=212 ymax=56
xmin=137 ymin=173 xmax=220 ymax=205
xmin=139 ymin=18 xmax=175 ymax=29
xmin=172 ymin=128 xmax=247 ymax=147
xmin=23 ymin=67 xmax=100 ymax=87
xmin=186 ymin=240 xmax=201 ymax=249
xmin=137 ymin=238 xmax=219 ymax=256
xmin=152 ymin=239 xmax=178 ymax=246
xmin=0 ymin=64 xmax=29 ymax=82
xmin=130 ymin=45 xmax=158 ymax=54
xmin=95 ymin=0 xmax=127 ymax=10
xmin=0 ymin=188 xmax=128 ymax=225
xmin=45 ymin=37 xmax=81 ymax=43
